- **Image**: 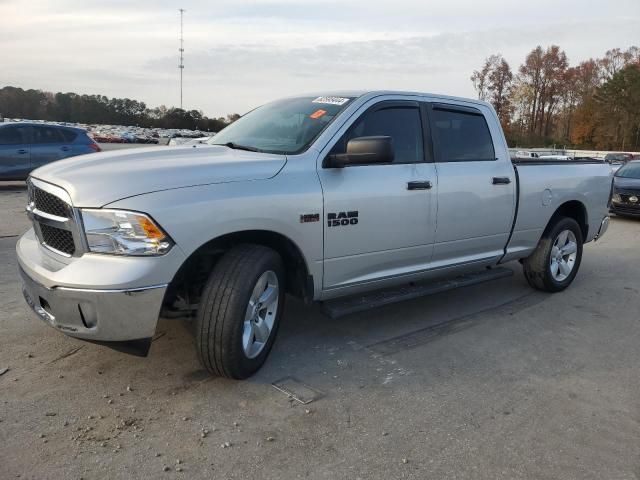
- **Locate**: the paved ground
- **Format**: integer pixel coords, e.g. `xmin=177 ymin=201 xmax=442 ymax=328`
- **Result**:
xmin=1 ymin=183 xmax=639 ymax=479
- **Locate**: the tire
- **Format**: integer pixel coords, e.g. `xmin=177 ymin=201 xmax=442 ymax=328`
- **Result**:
xmin=195 ymin=244 xmax=285 ymax=379
xmin=522 ymin=216 xmax=584 ymax=293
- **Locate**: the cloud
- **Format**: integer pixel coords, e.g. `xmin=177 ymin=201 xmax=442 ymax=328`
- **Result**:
xmin=1 ymin=0 xmax=639 ymax=116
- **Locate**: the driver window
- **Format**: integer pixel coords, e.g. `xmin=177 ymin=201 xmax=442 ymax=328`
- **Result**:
xmin=331 ymin=106 xmax=424 ymax=164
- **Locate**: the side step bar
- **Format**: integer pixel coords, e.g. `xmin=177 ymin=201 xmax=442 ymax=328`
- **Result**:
xmin=321 ymin=267 xmax=514 ymax=319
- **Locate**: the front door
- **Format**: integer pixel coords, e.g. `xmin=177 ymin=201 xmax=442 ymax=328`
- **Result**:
xmin=0 ymin=125 xmax=31 ymax=180
xmin=318 ymin=101 xmax=437 ymax=291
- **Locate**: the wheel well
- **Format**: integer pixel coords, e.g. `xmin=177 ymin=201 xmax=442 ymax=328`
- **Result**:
xmin=163 ymin=231 xmax=312 ymax=316
xmin=549 ymin=201 xmax=588 ymax=239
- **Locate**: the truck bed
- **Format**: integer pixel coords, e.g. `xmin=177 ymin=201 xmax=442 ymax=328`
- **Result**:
xmin=501 ymin=159 xmax=612 ymax=263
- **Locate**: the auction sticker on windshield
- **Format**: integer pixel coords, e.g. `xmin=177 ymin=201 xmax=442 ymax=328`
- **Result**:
xmin=309 ymin=109 xmax=327 ymax=119
xmin=312 ymin=96 xmax=350 ymax=106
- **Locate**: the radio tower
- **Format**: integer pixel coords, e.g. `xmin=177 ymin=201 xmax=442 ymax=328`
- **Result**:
xmin=178 ymin=8 xmax=185 ymax=109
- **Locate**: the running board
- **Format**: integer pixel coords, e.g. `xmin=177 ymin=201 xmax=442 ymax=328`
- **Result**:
xmin=321 ymin=267 xmax=514 ymax=319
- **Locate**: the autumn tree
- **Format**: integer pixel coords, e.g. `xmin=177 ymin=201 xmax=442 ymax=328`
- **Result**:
xmin=515 ymin=45 xmax=568 ymax=139
xmin=471 ymin=44 xmax=639 ymax=149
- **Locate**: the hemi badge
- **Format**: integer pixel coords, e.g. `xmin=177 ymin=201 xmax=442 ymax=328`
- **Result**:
xmin=300 ymin=213 xmax=320 ymax=223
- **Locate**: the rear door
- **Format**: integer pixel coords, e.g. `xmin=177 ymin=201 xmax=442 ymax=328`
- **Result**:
xmin=31 ymin=125 xmax=68 ymax=170
xmin=0 ymin=125 xmax=31 ymax=180
xmin=319 ymin=100 xmax=438 ymax=291
xmin=58 ymin=128 xmax=81 ymax=156
xmin=427 ymin=102 xmax=516 ymax=268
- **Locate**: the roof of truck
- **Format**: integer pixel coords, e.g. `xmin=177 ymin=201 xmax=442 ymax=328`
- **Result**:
xmin=301 ymin=90 xmax=492 ymax=109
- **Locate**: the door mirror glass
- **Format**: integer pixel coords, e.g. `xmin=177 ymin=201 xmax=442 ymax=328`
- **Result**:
xmin=328 ymin=136 xmax=394 ymax=167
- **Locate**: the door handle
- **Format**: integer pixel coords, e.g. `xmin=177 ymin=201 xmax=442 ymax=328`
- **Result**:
xmin=61 ymin=146 xmax=71 ymax=152
xmin=492 ymin=177 xmax=511 ymax=185
xmin=407 ymin=180 xmax=432 ymax=190
xmin=17 ymin=149 xmax=28 ymax=154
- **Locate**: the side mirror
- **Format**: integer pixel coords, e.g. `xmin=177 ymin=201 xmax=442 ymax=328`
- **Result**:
xmin=326 ymin=136 xmax=394 ymax=168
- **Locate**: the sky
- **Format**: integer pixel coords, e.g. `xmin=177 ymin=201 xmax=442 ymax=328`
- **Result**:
xmin=1 ymin=0 xmax=639 ymax=117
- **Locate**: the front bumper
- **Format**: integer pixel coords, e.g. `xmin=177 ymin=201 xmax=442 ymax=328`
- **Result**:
xmin=20 ymin=266 xmax=167 ymax=342
xmin=17 ymin=228 xmax=185 ymax=345
xmin=610 ymin=203 xmax=640 ymax=217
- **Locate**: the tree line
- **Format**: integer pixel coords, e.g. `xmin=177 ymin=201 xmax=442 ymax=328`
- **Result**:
xmin=471 ymin=46 xmax=640 ymax=150
xmin=0 ymin=86 xmax=240 ymax=132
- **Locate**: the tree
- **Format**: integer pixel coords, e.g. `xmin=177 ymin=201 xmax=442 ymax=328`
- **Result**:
xmin=0 ymin=86 xmax=236 ymax=131
xmin=471 ymin=54 xmax=513 ymax=129
xmin=470 ymin=44 xmax=639 ymax=149
xmin=593 ymin=64 xmax=640 ymax=149
xmin=471 ymin=60 xmax=492 ymax=101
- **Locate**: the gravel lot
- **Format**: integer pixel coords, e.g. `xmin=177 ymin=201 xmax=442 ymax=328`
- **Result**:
xmin=1 ymin=181 xmax=639 ymax=479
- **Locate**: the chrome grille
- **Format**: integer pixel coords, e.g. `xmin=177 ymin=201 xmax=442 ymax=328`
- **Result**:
xmin=27 ymin=178 xmax=81 ymax=257
xmin=39 ymin=223 xmax=76 ymax=255
xmin=33 ymin=187 xmax=70 ymax=218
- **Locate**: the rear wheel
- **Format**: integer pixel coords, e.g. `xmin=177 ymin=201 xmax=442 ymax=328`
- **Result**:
xmin=522 ymin=217 xmax=583 ymax=292
xmin=195 ymin=244 xmax=285 ymax=379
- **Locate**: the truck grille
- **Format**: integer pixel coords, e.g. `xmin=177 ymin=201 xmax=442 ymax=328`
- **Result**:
xmin=27 ymin=178 xmax=80 ymax=257
xmin=39 ymin=223 xmax=76 ymax=255
xmin=32 ymin=186 xmax=71 ymax=218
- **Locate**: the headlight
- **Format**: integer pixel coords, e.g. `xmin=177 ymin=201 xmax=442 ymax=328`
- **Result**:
xmin=81 ymin=209 xmax=173 ymax=256
xmin=612 ymin=193 xmax=622 ymax=203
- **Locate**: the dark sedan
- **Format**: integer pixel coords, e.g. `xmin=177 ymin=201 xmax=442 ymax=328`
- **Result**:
xmin=611 ymin=160 xmax=640 ymax=218
xmin=0 ymin=122 xmax=100 ymax=181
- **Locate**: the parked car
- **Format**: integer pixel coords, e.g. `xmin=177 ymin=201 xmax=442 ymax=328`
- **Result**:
xmin=610 ymin=160 xmax=640 ymax=218
xmin=0 ymin=123 xmax=100 ymax=180
xmin=604 ymin=152 xmax=633 ymax=164
xmin=538 ymin=154 xmax=573 ymax=161
xmin=181 ymin=136 xmax=213 ymax=145
xmin=17 ymin=91 xmax=612 ymax=379
xmin=514 ymin=150 xmax=540 ymax=159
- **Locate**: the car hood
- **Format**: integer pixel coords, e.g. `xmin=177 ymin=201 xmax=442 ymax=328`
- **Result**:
xmin=31 ymin=145 xmax=287 ymax=206
xmin=613 ymin=176 xmax=640 ymax=191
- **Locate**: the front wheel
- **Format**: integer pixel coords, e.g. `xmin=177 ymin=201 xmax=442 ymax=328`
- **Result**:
xmin=522 ymin=217 xmax=584 ymax=292
xmin=195 ymin=244 xmax=285 ymax=379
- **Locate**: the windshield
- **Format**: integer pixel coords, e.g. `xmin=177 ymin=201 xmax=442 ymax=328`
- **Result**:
xmin=209 ymin=96 xmax=355 ymax=154
xmin=616 ymin=162 xmax=640 ymax=179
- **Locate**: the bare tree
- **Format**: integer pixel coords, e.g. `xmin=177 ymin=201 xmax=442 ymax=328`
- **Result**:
xmin=471 ymin=55 xmax=513 ymax=128
xmin=471 ymin=60 xmax=492 ymax=101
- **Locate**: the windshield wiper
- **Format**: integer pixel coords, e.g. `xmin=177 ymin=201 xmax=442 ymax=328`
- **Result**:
xmin=213 ymin=142 xmax=263 ymax=153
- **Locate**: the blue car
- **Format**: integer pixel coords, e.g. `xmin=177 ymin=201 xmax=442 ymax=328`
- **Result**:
xmin=0 ymin=122 xmax=101 ymax=180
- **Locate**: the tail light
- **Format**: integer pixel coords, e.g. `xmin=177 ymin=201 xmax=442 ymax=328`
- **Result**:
xmin=88 ymin=142 xmax=101 ymax=152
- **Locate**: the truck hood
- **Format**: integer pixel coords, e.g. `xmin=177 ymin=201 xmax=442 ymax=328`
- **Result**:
xmin=31 ymin=145 xmax=287 ymax=206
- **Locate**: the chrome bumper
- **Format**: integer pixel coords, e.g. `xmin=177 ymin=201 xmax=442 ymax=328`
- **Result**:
xmin=20 ymin=266 xmax=167 ymax=342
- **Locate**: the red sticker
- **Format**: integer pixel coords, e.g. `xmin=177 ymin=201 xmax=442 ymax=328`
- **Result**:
xmin=310 ymin=109 xmax=327 ymax=119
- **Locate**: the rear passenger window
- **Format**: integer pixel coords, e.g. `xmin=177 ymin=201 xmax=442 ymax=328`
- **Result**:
xmin=431 ymin=107 xmax=495 ymax=162
xmin=33 ymin=126 xmax=65 ymax=144
xmin=0 ymin=126 xmax=28 ymax=145
xmin=59 ymin=129 xmax=78 ymax=142
xmin=334 ymin=106 xmax=424 ymax=164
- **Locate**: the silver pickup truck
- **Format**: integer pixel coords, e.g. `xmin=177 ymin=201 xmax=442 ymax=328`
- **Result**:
xmin=17 ymin=91 xmax=612 ymax=379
